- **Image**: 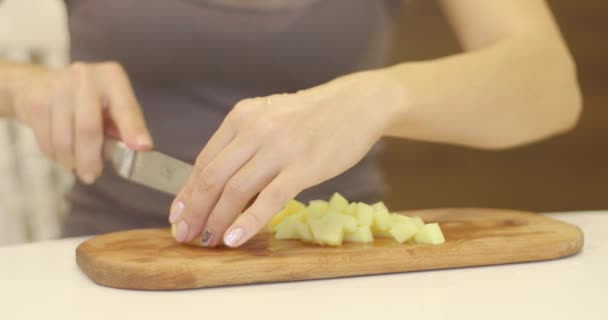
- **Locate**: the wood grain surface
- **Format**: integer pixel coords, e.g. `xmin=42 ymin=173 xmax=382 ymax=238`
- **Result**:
xmin=76 ymin=208 xmax=584 ymax=291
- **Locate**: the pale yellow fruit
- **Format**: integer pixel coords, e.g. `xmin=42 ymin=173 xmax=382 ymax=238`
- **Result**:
xmin=355 ymin=202 xmax=374 ymax=227
xmin=296 ymin=222 xmax=314 ymax=243
xmin=309 ymin=212 xmax=345 ymax=246
xmin=391 ymin=213 xmax=413 ymax=224
xmin=389 ymin=220 xmax=419 ymax=243
xmin=372 ymin=208 xmax=392 ymax=233
xmin=343 ymin=202 xmax=357 ymax=216
xmin=270 ymin=199 xmax=306 ymax=230
xmin=372 ymin=201 xmax=389 ymax=213
xmin=412 ymin=216 xmax=425 ymax=229
xmin=344 ymin=226 xmax=374 ymax=243
xmin=329 ymin=192 xmax=349 ymax=211
xmin=414 ymin=223 xmax=446 ymax=244
xmin=308 ymin=200 xmax=329 ymax=219
xmin=274 ymin=216 xmax=300 ymax=240
xmin=341 ymin=214 xmax=358 ymax=233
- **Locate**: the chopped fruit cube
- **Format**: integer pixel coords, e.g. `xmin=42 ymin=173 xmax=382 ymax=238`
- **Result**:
xmin=372 ymin=208 xmax=392 ymax=232
xmin=329 ymin=192 xmax=349 ymax=211
xmin=391 ymin=213 xmax=414 ymax=225
xmin=344 ymin=226 xmax=374 ymax=243
xmin=308 ymin=200 xmax=329 ymax=219
xmin=355 ymin=202 xmax=374 ymax=227
xmin=270 ymin=200 xmax=306 ymax=230
xmin=296 ymin=222 xmax=314 ymax=243
xmin=389 ymin=220 xmax=419 ymax=243
xmin=412 ymin=216 xmax=425 ymax=229
xmin=372 ymin=201 xmax=389 ymax=213
xmin=343 ymin=202 xmax=357 ymax=216
xmin=309 ymin=212 xmax=345 ymax=246
xmin=341 ymin=214 xmax=358 ymax=233
xmin=414 ymin=223 xmax=446 ymax=245
xmin=274 ymin=216 xmax=300 ymax=240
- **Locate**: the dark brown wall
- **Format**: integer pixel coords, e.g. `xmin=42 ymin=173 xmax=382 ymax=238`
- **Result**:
xmin=380 ymin=1 xmax=608 ymax=212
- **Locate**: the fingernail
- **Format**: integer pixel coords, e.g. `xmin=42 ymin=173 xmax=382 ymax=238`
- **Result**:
xmin=169 ymin=201 xmax=185 ymax=224
xmin=175 ymin=221 xmax=189 ymax=242
xmin=82 ymin=173 xmax=95 ymax=184
xmin=201 ymin=229 xmax=213 ymax=246
xmin=224 ymin=228 xmax=244 ymax=247
xmin=136 ymin=134 xmax=152 ymax=147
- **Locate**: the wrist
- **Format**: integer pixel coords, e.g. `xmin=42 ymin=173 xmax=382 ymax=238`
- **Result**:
xmin=342 ymin=69 xmax=410 ymax=135
xmin=0 ymin=62 xmax=46 ymax=118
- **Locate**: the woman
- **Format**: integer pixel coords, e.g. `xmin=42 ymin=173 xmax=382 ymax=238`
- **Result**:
xmin=0 ymin=0 xmax=581 ymax=247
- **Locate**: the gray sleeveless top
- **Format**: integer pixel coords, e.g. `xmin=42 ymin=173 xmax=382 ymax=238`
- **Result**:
xmin=62 ymin=0 xmax=399 ymax=237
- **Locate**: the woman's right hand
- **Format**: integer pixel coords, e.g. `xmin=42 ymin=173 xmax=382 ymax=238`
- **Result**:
xmin=11 ymin=62 xmax=153 ymax=184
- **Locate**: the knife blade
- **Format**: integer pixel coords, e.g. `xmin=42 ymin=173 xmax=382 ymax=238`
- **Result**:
xmin=102 ymin=138 xmax=193 ymax=195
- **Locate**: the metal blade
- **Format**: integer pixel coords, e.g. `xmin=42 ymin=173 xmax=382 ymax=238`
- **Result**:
xmin=103 ymin=138 xmax=193 ymax=195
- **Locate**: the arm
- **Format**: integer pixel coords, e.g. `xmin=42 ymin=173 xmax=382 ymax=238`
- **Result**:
xmin=380 ymin=0 xmax=581 ymax=149
xmin=170 ymin=0 xmax=582 ymax=247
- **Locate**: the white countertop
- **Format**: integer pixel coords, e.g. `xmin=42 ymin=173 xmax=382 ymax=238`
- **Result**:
xmin=1 ymin=211 xmax=606 ymax=320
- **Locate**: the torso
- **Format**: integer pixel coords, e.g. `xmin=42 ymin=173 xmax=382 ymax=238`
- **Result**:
xmin=62 ymin=0 xmax=399 ymax=236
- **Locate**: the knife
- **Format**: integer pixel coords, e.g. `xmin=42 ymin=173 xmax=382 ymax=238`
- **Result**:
xmin=102 ymin=138 xmax=193 ymax=195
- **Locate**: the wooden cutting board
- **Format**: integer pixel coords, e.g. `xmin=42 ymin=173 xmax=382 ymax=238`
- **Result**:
xmin=76 ymin=208 xmax=584 ymax=291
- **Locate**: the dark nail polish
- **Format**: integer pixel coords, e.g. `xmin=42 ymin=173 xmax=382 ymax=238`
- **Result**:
xmin=201 ymin=229 xmax=213 ymax=246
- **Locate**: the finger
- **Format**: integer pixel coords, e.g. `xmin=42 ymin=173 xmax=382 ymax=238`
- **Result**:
xmin=223 ymin=171 xmax=302 ymax=247
xmin=199 ymin=151 xmax=281 ymax=247
xmin=168 ymin=118 xmax=235 ymax=223
xmin=27 ymin=99 xmax=53 ymax=159
xmin=73 ymin=64 xmax=103 ymax=184
xmin=171 ymin=135 xmax=259 ymax=243
xmin=96 ymin=62 xmax=152 ymax=150
xmin=50 ymin=88 xmax=74 ymax=169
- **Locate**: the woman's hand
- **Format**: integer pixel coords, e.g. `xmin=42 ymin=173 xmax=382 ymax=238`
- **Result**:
xmin=11 ymin=62 xmax=153 ymax=184
xmin=169 ymin=72 xmax=404 ymax=247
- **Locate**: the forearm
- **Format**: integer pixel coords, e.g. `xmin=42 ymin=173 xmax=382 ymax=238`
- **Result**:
xmin=375 ymin=35 xmax=581 ymax=150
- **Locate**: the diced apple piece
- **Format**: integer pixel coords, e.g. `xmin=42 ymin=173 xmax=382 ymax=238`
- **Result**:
xmin=270 ymin=200 xmax=306 ymax=230
xmin=355 ymin=202 xmax=374 ymax=227
xmin=296 ymin=222 xmax=314 ymax=243
xmin=411 ymin=216 xmax=425 ymax=229
xmin=391 ymin=213 xmax=414 ymax=225
xmin=414 ymin=223 xmax=445 ymax=245
xmin=274 ymin=216 xmax=300 ymax=240
xmin=344 ymin=226 xmax=374 ymax=243
xmin=372 ymin=201 xmax=389 ymax=213
xmin=171 ymin=223 xmax=177 ymax=238
xmin=308 ymin=200 xmax=329 ymax=219
xmin=343 ymin=202 xmax=357 ymax=216
xmin=329 ymin=192 xmax=349 ymax=211
xmin=389 ymin=220 xmax=419 ymax=243
xmin=341 ymin=214 xmax=358 ymax=233
xmin=309 ymin=212 xmax=345 ymax=246
xmin=372 ymin=208 xmax=392 ymax=233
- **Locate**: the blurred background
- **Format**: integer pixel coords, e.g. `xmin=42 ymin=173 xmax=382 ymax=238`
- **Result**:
xmin=0 ymin=0 xmax=605 ymax=245
xmin=382 ymin=0 xmax=607 ymax=212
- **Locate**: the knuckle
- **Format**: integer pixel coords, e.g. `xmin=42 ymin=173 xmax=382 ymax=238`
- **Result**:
xmin=223 ymin=178 xmax=248 ymax=200
xmin=54 ymin=135 xmax=73 ymax=153
xmin=70 ymin=62 xmax=89 ymax=78
xmin=274 ymin=134 xmax=303 ymax=157
xmin=229 ymin=99 xmax=257 ymax=123
xmin=99 ymin=61 xmax=124 ymax=74
xmin=77 ymin=120 xmax=101 ymax=139
xmin=196 ymin=165 xmax=219 ymax=192
xmin=29 ymin=100 xmax=50 ymax=114
xmin=266 ymin=187 xmax=289 ymax=203
xmin=247 ymin=210 xmax=267 ymax=227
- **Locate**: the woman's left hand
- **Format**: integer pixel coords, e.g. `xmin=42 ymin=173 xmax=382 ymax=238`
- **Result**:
xmin=168 ymin=72 xmax=404 ymax=247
